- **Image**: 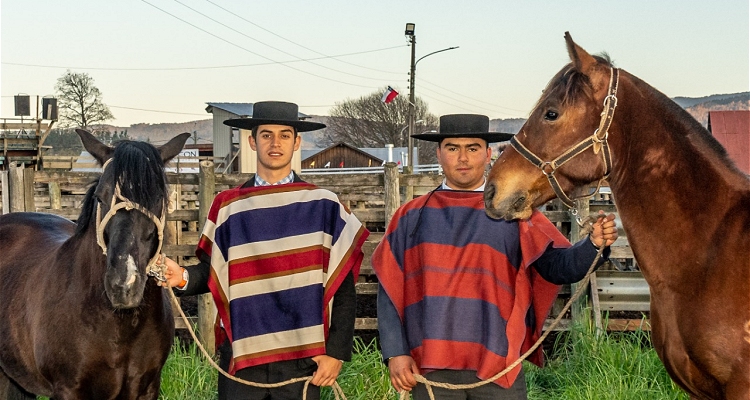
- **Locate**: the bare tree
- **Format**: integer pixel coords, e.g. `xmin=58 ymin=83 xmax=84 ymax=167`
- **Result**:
xmin=318 ymin=87 xmax=438 ymax=151
xmin=55 ymin=70 xmax=114 ymax=129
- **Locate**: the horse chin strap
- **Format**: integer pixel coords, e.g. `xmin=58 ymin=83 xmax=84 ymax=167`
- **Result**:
xmin=95 ymin=158 xmax=166 ymax=279
xmin=510 ymin=67 xmax=619 ymax=218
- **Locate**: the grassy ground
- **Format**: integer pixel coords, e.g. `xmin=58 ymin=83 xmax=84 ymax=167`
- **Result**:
xmin=153 ymin=320 xmax=688 ymax=400
xmin=35 ymin=320 xmax=687 ymax=399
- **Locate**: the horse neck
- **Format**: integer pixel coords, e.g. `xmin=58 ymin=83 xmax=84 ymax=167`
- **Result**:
xmin=605 ymin=73 xmax=745 ymax=280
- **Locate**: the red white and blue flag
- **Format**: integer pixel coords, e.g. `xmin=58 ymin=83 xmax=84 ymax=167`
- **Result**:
xmin=381 ymin=86 xmax=399 ymax=104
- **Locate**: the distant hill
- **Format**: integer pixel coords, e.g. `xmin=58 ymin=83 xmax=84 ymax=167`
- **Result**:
xmin=103 ymin=92 xmax=749 ymax=148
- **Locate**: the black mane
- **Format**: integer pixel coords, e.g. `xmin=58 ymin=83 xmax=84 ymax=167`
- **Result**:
xmin=75 ymin=140 xmax=168 ymax=236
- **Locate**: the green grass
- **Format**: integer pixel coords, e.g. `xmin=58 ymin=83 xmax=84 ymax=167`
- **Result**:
xmin=36 ymin=321 xmax=688 ymax=399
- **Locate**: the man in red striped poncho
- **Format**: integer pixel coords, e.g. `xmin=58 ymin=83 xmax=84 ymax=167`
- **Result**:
xmin=161 ymin=101 xmax=369 ymax=400
xmin=373 ymin=114 xmax=618 ymax=400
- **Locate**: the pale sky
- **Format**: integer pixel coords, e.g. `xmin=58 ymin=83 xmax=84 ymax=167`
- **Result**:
xmin=2 ymin=0 xmax=748 ymax=127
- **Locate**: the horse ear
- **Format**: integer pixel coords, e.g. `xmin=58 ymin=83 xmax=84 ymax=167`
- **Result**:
xmin=564 ymin=32 xmax=598 ymax=74
xmin=76 ymin=129 xmax=113 ymax=166
xmin=159 ymin=132 xmax=191 ymax=163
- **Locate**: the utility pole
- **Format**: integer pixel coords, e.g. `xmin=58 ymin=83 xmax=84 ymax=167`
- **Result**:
xmin=406 ymin=23 xmax=416 ymax=171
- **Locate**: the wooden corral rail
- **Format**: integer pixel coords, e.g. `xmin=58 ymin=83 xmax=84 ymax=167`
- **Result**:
xmin=1 ymin=162 xmax=648 ymax=352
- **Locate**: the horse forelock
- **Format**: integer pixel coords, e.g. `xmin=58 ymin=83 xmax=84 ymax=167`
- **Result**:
xmin=534 ymin=54 xmax=613 ymax=112
xmin=111 ymin=140 xmax=168 ymax=212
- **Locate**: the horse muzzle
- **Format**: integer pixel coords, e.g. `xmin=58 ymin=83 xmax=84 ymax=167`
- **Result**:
xmin=484 ymin=183 xmax=534 ymax=221
xmin=104 ymin=255 xmax=146 ymax=309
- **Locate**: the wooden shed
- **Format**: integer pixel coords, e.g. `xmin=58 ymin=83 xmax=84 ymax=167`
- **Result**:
xmin=708 ymin=110 xmax=750 ymax=174
xmin=301 ymin=142 xmax=383 ymax=169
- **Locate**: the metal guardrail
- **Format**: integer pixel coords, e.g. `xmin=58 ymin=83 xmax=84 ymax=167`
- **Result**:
xmin=594 ymin=270 xmax=650 ymax=312
xmin=301 ymin=164 xmax=443 ymax=175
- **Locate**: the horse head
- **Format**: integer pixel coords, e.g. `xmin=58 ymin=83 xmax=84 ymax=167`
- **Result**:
xmin=484 ymin=32 xmax=617 ymax=220
xmin=76 ymin=129 xmax=190 ymax=309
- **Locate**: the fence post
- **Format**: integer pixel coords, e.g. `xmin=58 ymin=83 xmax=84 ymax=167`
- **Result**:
xmin=384 ymin=162 xmax=400 ymax=226
xmin=569 ymin=198 xmax=591 ymax=324
xmin=1 ymin=171 xmax=8 ymax=214
xmin=9 ymin=162 xmax=34 ymax=212
xmin=48 ymin=181 xmax=62 ymax=210
xmin=197 ymin=161 xmax=216 ymax=355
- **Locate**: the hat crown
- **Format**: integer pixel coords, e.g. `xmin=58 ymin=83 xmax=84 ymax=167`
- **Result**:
xmin=439 ymin=114 xmax=490 ymax=135
xmin=412 ymin=113 xmax=513 ymax=143
xmin=251 ymin=101 xmax=299 ymax=122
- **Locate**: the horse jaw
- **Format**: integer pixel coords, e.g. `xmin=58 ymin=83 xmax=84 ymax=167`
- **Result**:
xmin=484 ymin=156 xmax=551 ymax=220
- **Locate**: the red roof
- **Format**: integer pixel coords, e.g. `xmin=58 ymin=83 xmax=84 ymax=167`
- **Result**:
xmin=708 ymin=110 xmax=750 ymax=174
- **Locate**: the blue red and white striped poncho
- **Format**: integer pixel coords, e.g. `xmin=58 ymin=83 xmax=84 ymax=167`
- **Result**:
xmin=372 ymin=189 xmax=569 ymax=388
xmin=197 ymin=182 xmax=369 ymax=373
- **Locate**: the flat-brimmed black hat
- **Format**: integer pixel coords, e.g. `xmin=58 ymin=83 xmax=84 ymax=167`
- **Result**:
xmin=412 ymin=114 xmax=513 ymax=143
xmin=223 ymin=101 xmax=326 ymax=132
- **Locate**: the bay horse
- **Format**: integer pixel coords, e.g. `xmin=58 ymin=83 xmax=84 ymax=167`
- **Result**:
xmin=0 ymin=129 xmax=189 ymax=399
xmin=483 ymin=33 xmax=750 ymax=399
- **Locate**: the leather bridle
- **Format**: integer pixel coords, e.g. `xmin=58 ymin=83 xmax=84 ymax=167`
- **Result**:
xmin=509 ymin=67 xmax=619 ymax=210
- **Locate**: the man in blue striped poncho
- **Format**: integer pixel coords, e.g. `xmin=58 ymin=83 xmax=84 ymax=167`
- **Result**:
xmin=161 ymin=101 xmax=369 ymax=400
xmin=372 ymin=114 xmax=618 ymax=400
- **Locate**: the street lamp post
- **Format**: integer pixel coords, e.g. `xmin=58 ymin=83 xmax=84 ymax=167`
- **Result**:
xmin=399 ymin=119 xmax=422 ymax=149
xmin=404 ymin=22 xmax=458 ymax=170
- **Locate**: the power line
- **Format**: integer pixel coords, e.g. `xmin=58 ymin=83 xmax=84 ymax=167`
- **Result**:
xmin=110 ymin=105 xmax=207 ymax=116
xmin=203 ymin=0 xmax=404 ymax=75
xmin=1 ymin=46 xmax=405 ymax=71
xmin=138 ymin=0 xmax=375 ymax=89
xmin=419 ymin=78 xmax=528 ymax=114
xmin=169 ymin=0 xmax=394 ymax=81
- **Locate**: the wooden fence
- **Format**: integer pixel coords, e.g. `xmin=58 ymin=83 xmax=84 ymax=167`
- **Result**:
xmin=0 ymin=161 xmax=649 ymax=353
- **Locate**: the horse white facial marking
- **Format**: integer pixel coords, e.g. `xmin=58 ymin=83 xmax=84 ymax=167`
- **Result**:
xmin=125 ymin=255 xmax=137 ymax=287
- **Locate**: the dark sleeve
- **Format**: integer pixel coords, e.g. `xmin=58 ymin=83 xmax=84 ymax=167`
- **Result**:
xmin=533 ymin=235 xmax=611 ymax=284
xmin=377 ymin=284 xmax=411 ymax=361
xmin=175 ymin=252 xmax=211 ymax=296
xmin=326 ymin=270 xmax=357 ymax=361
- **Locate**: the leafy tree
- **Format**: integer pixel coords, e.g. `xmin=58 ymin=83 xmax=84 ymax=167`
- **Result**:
xmin=318 ymin=87 xmax=439 ymax=163
xmin=54 ymin=70 xmax=114 ymax=129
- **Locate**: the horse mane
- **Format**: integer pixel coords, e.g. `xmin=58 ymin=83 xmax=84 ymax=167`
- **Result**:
xmin=537 ymin=54 xmax=739 ymax=172
xmin=75 ymin=140 xmax=168 ymax=236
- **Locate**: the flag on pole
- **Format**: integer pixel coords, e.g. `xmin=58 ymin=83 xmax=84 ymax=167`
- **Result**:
xmin=309 ymin=160 xmax=315 ymax=168
xmin=381 ymin=86 xmax=399 ymax=104
xmin=339 ymin=160 xmax=345 ymax=168
xmin=324 ymin=161 xmax=331 ymax=168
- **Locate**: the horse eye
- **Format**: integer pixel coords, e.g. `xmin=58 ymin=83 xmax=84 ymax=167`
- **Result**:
xmin=544 ymin=110 xmax=559 ymax=121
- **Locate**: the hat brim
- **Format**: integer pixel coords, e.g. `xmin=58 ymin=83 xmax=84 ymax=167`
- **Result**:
xmin=223 ymin=118 xmax=326 ymax=132
xmin=412 ymin=132 xmax=514 ymax=143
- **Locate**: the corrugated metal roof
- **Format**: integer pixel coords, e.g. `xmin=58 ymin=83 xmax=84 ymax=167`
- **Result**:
xmin=708 ymin=110 xmax=750 ymax=174
xmin=205 ymin=102 xmax=311 ymax=119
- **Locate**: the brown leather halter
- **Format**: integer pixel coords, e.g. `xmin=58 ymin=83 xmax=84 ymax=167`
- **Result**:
xmin=510 ymin=67 xmax=619 ymax=211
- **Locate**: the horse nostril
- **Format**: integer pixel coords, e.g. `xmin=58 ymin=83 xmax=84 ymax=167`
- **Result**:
xmin=512 ymin=196 xmax=526 ymax=210
xmin=484 ymin=183 xmax=496 ymax=209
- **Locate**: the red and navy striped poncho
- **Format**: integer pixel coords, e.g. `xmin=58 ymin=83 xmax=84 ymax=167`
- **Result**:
xmin=372 ymin=189 xmax=569 ymax=388
xmin=197 ymin=182 xmax=368 ymax=373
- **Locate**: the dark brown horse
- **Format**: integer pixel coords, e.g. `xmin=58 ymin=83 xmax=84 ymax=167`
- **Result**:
xmin=484 ymin=33 xmax=750 ymax=399
xmin=0 ymin=130 xmax=189 ymax=399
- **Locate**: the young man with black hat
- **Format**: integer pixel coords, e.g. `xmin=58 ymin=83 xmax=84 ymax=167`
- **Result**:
xmin=160 ymin=101 xmax=369 ymax=400
xmin=372 ymin=114 xmax=618 ymax=399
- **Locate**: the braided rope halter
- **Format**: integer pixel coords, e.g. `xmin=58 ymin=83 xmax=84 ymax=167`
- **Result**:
xmin=94 ymin=158 xmax=167 ymax=279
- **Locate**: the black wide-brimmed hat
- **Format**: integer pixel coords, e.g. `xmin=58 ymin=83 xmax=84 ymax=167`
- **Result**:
xmin=412 ymin=114 xmax=513 ymax=143
xmin=223 ymin=101 xmax=326 ymax=132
